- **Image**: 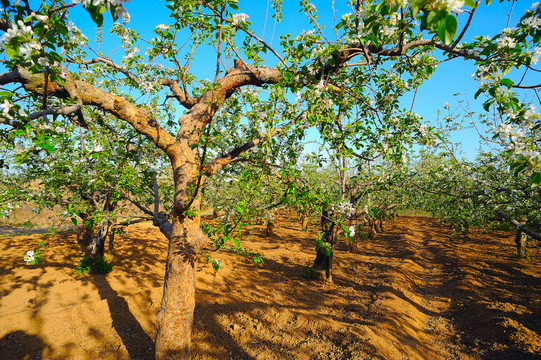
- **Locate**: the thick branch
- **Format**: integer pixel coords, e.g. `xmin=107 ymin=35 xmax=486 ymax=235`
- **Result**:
xmin=0 ymin=117 xmax=22 ymax=128
xmin=2 ymin=67 xmax=181 ymax=160
xmin=161 ymin=78 xmax=196 ymax=109
xmin=496 ymin=209 xmax=541 ymax=241
xmin=177 ymin=66 xmax=282 ymax=141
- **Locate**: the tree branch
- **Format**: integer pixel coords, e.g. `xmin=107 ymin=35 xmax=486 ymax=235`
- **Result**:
xmin=204 ymin=112 xmax=305 ymax=175
xmin=0 ymin=116 xmax=22 ymax=128
xmin=177 ymin=65 xmax=282 ymax=141
xmin=496 ymin=209 xmax=541 ymax=241
xmin=161 ymin=78 xmax=196 ymax=109
xmin=28 ymin=103 xmax=82 ymax=119
xmin=71 ymin=56 xmax=140 ymax=84
xmin=2 ymin=67 xmax=181 ymax=160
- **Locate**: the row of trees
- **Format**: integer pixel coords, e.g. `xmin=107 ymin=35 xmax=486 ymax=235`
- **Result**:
xmin=1 ymin=0 xmax=540 ymax=358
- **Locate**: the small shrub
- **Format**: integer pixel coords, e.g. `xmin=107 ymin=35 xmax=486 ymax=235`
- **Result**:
xmin=302 ymin=262 xmax=315 ymax=279
xmin=75 ymin=256 xmax=113 ymax=274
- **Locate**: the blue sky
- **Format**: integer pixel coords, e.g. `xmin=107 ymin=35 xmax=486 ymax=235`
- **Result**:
xmin=68 ymin=0 xmax=537 ymax=160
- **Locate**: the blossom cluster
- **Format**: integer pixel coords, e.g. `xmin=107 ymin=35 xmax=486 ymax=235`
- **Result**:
xmin=72 ymin=0 xmax=130 ymax=18
xmin=493 ymin=105 xmax=541 ymax=162
xmin=330 ymin=201 xmax=354 ymax=217
xmin=232 ymin=13 xmax=249 ymax=26
xmin=23 ymin=251 xmax=35 ymax=264
xmin=1 ymin=20 xmax=48 ymax=66
xmin=444 ymin=0 xmax=465 ymax=13
xmin=1 ymin=202 xmax=16 ymax=218
xmin=0 ymin=99 xmax=14 ymax=120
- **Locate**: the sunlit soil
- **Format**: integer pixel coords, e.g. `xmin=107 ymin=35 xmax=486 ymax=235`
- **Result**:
xmin=0 ymin=213 xmax=539 ymax=359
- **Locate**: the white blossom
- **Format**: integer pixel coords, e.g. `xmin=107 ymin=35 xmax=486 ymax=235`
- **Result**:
xmin=532 ymin=47 xmax=541 ymax=64
xmin=37 ymin=57 xmax=50 ymax=66
xmin=496 ymin=35 xmax=515 ymax=49
xmin=24 ymin=250 xmax=35 ymax=263
xmin=380 ymin=25 xmax=395 ymax=37
xmin=232 ymin=13 xmax=249 ymax=26
xmin=522 ymin=16 xmax=541 ymax=29
xmin=445 ymin=0 xmax=464 ymax=13
xmin=1 ymin=99 xmax=13 ymax=119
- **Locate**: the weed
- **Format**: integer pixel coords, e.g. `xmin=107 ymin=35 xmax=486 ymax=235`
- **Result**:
xmin=75 ymin=256 xmax=113 ymax=274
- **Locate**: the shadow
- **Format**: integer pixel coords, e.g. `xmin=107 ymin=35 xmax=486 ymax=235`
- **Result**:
xmin=0 ymin=331 xmax=49 ymax=359
xmin=409 ymin=217 xmax=541 ymax=360
xmin=91 ymin=274 xmax=156 ymax=360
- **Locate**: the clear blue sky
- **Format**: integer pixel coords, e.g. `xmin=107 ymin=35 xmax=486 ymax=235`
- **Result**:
xmin=68 ymin=0 xmax=536 ymax=160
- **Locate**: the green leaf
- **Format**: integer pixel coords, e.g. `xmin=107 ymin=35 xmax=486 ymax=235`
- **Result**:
xmin=485 ymin=0 xmax=492 ymax=4
xmin=233 ymin=237 xmax=240 ymax=248
xmin=499 ymin=78 xmax=514 ymax=88
xmin=5 ymin=43 xmax=19 ymax=59
xmin=443 ymin=15 xmax=457 ymax=45
xmin=530 ymin=172 xmax=541 ymax=187
xmin=71 ymin=217 xmax=78 ymax=226
xmin=14 ymin=152 xmax=30 ymax=164
xmin=513 ymin=164 xmax=527 ymax=176
xmin=464 ymin=0 xmax=476 ymax=7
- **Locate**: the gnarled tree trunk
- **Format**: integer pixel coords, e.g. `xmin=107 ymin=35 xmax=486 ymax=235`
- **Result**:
xmin=88 ymin=193 xmax=117 ymax=259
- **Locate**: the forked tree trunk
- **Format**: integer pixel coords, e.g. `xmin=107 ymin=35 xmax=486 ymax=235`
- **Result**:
xmin=376 ymin=218 xmax=383 ymax=233
xmin=265 ymin=220 xmax=275 ymax=237
xmin=88 ymin=196 xmax=117 ymax=259
xmin=88 ymin=218 xmax=109 ymax=258
xmin=368 ymin=219 xmax=377 ymax=239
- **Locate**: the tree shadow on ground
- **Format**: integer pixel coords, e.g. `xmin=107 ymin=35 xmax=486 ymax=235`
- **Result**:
xmin=0 ymin=330 xmax=49 ymax=359
xmin=91 ymin=274 xmax=156 ymax=360
xmin=414 ymin=218 xmax=541 ymax=360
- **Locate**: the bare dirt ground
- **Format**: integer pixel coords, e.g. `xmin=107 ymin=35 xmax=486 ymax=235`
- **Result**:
xmin=0 ymin=214 xmax=540 ymax=360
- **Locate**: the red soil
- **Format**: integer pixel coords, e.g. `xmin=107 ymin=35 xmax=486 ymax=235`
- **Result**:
xmin=0 ymin=215 xmax=540 ymax=359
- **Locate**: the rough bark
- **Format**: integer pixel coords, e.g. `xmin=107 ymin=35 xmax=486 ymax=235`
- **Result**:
xmin=155 ymin=159 xmax=206 ymax=359
xmin=88 ymin=195 xmax=117 ymax=259
xmin=368 ymin=219 xmax=377 ymax=239
xmin=376 ymin=218 xmax=383 ymax=233
xmin=88 ymin=218 xmax=109 ymax=258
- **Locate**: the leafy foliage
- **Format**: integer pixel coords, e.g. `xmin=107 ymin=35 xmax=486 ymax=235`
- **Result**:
xmin=75 ymin=255 xmax=113 ymax=274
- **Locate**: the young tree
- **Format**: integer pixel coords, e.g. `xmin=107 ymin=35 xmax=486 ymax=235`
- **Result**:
xmin=1 ymin=0 xmax=539 ymax=358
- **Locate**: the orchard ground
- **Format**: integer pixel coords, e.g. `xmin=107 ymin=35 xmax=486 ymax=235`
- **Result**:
xmin=0 ymin=211 xmax=540 ymax=360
